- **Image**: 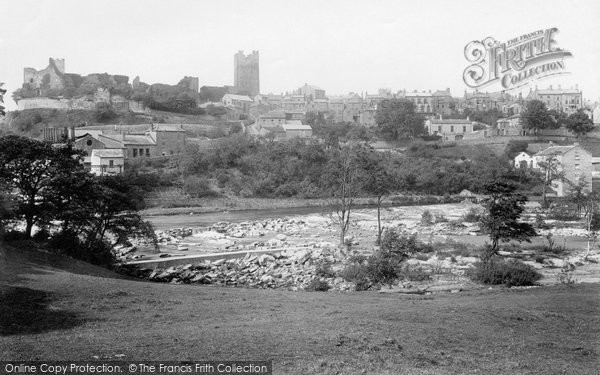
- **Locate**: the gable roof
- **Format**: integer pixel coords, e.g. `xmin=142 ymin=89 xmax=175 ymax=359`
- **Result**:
xmin=535 ymin=145 xmax=577 ymax=156
xmin=91 ymin=149 xmax=124 ymax=158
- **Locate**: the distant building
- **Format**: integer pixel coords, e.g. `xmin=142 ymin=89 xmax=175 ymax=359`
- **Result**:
xmin=534 ymin=144 xmax=592 ymax=196
xmin=496 ymin=114 xmax=525 ymax=136
xmin=234 ymin=50 xmax=260 ymax=97
xmin=527 ymin=85 xmax=582 ymax=115
xmin=514 ymin=152 xmax=537 ymax=169
xmin=281 ymin=121 xmax=313 ymax=140
xmin=296 ymin=84 xmax=326 ymax=100
xmin=222 ymin=93 xmax=253 ymax=113
xmin=400 ymin=90 xmax=435 ymax=114
xmin=425 ymin=118 xmax=474 ymax=141
xmin=90 ymin=149 xmax=124 ymax=176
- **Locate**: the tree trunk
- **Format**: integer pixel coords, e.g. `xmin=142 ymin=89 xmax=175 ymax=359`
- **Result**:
xmin=25 ymin=218 xmax=33 ymax=238
xmin=377 ymin=195 xmax=383 ymax=244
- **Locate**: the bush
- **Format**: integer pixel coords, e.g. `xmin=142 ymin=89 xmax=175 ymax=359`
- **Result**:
xmin=183 ymin=176 xmax=219 ymax=198
xmin=421 ymin=210 xmax=433 ymax=226
xmin=340 ymin=263 xmax=371 ymax=291
xmin=365 ymin=253 xmax=400 ymax=286
xmin=462 ymin=207 xmax=482 ymax=223
xmin=49 ymin=232 xmax=115 ymax=266
xmin=434 ymin=213 xmax=448 ymax=223
xmin=380 ymin=229 xmax=419 ymax=259
xmin=469 ymin=257 xmax=542 ymax=287
xmin=314 ymin=259 xmax=336 ymax=278
xmin=399 ymin=263 xmax=432 ymax=282
xmin=305 ymin=278 xmax=331 ymax=292
xmin=547 ymin=205 xmax=580 ymax=221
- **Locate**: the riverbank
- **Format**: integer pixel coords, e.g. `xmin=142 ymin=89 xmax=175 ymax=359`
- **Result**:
xmin=1 ymin=245 xmax=598 ymax=374
xmin=140 ymin=195 xmax=457 ymax=216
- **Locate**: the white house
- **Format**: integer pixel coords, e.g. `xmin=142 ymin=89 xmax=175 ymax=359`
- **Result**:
xmin=90 ymin=149 xmax=124 ymax=176
xmin=514 ymin=151 xmax=537 ymax=169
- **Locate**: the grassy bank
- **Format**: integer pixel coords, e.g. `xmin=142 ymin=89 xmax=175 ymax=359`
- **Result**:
xmin=140 ymin=195 xmax=454 ymax=216
xmin=1 ymin=245 xmax=598 ymax=374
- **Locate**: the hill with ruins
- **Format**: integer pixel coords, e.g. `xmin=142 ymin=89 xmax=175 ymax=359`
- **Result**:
xmin=12 ymin=58 xmax=203 ymax=116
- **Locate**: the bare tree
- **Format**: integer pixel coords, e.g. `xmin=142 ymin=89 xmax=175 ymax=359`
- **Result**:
xmin=325 ymin=143 xmax=367 ymax=246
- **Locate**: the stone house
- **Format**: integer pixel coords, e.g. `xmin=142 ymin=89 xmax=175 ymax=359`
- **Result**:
xmin=222 ymin=94 xmax=253 ymax=113
xmin=534 ymin=144 xmax=592 ymax=197
xmin=425 ymin=118 xmax=474 ymax=141
xmin=496 ymin=114 xmax=525 ymax=136
xmin=281 ymin=121 xmax=313 ymax=140
xmin=90 ymin=149 xmax=124 ymax=176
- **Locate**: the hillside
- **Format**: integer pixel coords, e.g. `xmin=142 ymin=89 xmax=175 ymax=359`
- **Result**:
xmin=1 ymin=244 xmax=598 ymax=374
xmin=0 ymin=108 xmax=228 ymax=139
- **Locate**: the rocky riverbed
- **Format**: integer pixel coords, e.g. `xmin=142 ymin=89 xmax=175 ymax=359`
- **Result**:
xmin=119 ymin=202 xmax=600 ymax=291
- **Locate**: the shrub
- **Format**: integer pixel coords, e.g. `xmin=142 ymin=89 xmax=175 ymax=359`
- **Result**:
xmin=183 ymin=176 xmax=219 ymax=198
xmin=340 ymin=263 xmax=371 ymax=291
xmin=380 ymin=229 xmax=419 ymax=259
xmin=547 ymin=205 xmax=580 ymax=221
xmin=365 ymin=253 xmax=400 ymax=286
xmin=421 ymin=210 xmax=433 ymax=226
xmin=462 ymin=207 xmax=482 ymax=223
xmin=49 ymin=232 xmax=115 ymax=266
xmin=314 ymin=259 xmax=336 ymax=278
xmin=434 ymin=213 xmax=448 ymax=223
xmin=469 ymin=257 xmax=542 ymax=287
xmin=415 ymin=253 xmax=430 ymax=261
xmin=305 ymin=278 xmax=331 ymax=292
xmin=399 ymin=263 xmax=432 ymax=281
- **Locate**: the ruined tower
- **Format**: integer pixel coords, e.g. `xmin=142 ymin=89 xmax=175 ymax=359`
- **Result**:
xmin=234 ymin=50 xmax=260 ymax=97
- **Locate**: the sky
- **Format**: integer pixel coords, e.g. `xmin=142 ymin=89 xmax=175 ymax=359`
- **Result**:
xmin=1 ymin=0 xmax=599 ymax=111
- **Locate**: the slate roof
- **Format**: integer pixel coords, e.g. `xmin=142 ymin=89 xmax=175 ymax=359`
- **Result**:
xmin=91 ymin=149 xmax=124 ymax=158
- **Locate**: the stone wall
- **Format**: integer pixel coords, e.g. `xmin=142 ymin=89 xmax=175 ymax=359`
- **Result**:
xmin=17 ymin=97 xmax=96 ymax=111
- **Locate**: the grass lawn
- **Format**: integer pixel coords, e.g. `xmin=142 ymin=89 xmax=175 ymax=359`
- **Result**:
xmin=1 ymin=245 xmax=599 ymax=374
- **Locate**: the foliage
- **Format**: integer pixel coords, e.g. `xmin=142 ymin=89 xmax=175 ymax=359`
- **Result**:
xmin=380 ymin=228 xmax=419 ymax=259
xmin=0 ymin=135 xmax=155 ymax=265
xmin=375 ymin=99 xmax=425 ymax=141
xmin=479 ymin=181 xmax=536 ymax=257
xmin=421 ymin=210 xmax=433 ymax=226
xmin=504 ymin=140 xmax=529 ymax=160
xmin=547 ymin=204 xmax=580 ymax=221
xmin=94 ymin=102 xmax=117 ymax=123
xmin=469 ymin=257 xmax=542 ymax=287
xmin=462 ymin=207 xmax=483 ymax=223
xmin=183 ymin=176 xmax=219 ymax=198
xmin=305 ymin=278 xmax=331 ymax=292
xmin=564 ymin=110 xmax=594 ymax=138
xmin=521 ymin=100 xmax=557 ymax=134
xmin=463 ymin=108 xmax=505 ymax=127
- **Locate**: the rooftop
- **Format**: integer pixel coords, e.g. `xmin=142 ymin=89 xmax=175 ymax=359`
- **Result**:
xmin=91 ymin=149 xmax=124 ymax=158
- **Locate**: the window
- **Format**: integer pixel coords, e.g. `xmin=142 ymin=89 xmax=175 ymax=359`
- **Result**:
xmin=450 ymin=125 xmax=454 ymax=132
xmin=146 ymin=149 xmax=150 ymax=156
xmin=86 ymin=139 xmax=93 ymax=146
xmin=133 ymin=149 xmax=137 ymax=157
xmin=139 ymin=148 xmax=143 ymax=155
xmin=575 ymin=164 xmax=580 ymax=170
xmin=463 ymin=126 xmax=467 ymax=133
xmin=109 ymin=160 xmax=114 ymax=167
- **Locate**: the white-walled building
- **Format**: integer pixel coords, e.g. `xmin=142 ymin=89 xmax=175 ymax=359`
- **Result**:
xmin=90 ymin=149 xmax=124 ymax=176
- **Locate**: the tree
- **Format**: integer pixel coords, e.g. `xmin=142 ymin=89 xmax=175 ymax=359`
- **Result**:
xmin=565 ymin=110 xmax=594 ymax=138
xmin=0 ymin=136 xmax=81 ymax=237
xmin=521 ymin=100 xmax=556 ymax=135
xmin=375 ymin=99 xmax=425 ymax=141
xmin=324 ymin=144 xmax=368 ymax=246
xmin=536 ymin=152 xmax=563 ymax=208
xmin=479 ymin=181 xmax=536 ymax=259
xmin=0 ymin=83 xmax=6 ymax=117
xmin=582 ymin=192 xmax=600 ymax=258
xmin=504 ymin=139 xmax=529 ymax=160
xmin=362 ymin=151 xmax=396 ymax=244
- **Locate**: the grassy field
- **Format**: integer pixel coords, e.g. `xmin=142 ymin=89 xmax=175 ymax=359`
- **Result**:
xmin=1 ymin=244 xmax=599 ymax=374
